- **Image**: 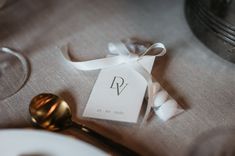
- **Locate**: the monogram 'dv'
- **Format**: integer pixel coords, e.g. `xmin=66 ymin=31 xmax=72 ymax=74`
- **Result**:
xmin=110 ymin=76 xmax=128 ymax=96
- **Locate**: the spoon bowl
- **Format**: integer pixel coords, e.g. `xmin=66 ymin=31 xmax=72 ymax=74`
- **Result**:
xmin=29 ymin=93 xmax=139 ymax=155
xmin=29 ymin=93 xmax=72 ymax=131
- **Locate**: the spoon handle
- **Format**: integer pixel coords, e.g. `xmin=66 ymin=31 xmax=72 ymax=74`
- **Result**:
xmin=71 ymin=122 xmax=140 ymax=156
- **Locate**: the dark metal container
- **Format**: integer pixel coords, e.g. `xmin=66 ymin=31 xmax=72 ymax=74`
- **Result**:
xmin=185 ymin=0 xmax=235 ymax=63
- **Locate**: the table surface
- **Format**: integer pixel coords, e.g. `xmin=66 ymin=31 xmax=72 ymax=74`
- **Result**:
xmin=0 ymin=0 xmax=235 ymax=156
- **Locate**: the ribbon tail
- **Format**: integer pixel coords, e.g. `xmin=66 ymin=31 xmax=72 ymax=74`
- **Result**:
xmin=130 ymin=61 xmax=156 ymax=125
xmin=60 ymin=44 xmax=133 ymax=71
xmin=141 ymin=84 xmax=154 ymax=125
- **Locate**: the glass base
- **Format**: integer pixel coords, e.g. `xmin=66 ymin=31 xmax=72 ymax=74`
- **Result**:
xmin=0 ymin=47 xmax=28 ymax=100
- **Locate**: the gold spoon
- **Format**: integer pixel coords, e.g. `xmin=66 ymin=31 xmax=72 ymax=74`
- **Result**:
xmin=29 ymin=93 xmax=139 ymax=156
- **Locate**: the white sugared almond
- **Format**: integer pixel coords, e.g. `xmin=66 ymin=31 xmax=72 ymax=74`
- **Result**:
xmin=154 ymin=99 xmax=183 ymax=121
xmin=154 ymin=90 xmax=168 ymax=107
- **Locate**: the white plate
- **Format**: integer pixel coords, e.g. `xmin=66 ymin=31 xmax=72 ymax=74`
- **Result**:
xmin=0 ymin=129 xmax=107 ymax=156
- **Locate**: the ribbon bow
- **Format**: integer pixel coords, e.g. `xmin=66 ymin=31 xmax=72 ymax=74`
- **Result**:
xmin=61 ymin=41 xmax=183 ymax=123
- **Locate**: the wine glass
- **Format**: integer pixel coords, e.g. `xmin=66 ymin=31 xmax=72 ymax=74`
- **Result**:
xmin=0 ymin=47 xmax=29 ymax=100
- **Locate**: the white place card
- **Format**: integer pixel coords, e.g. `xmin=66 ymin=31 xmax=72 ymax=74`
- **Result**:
xmin=83 ymin=56 xmax=155 ymax=123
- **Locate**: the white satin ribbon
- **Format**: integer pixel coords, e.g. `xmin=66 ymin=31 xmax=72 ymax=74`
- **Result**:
xmin=61 ymin=42 xmax=166 ymax=70
xmin=61 ymin=42 xmax=183 ymax=123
